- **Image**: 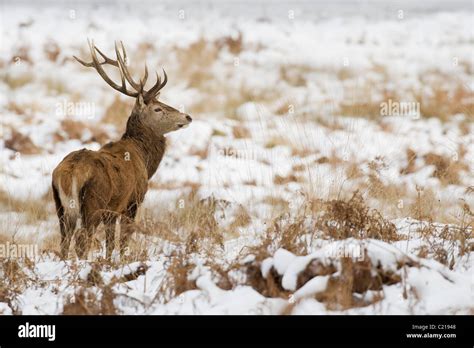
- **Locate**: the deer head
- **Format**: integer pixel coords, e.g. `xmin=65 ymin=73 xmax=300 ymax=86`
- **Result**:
xmin=74 ymin=40 xmax=192 ymax=135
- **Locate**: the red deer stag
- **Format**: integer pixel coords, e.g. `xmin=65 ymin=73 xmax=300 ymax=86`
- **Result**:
xmin=52 ymin=40 xmax=192 ymax=260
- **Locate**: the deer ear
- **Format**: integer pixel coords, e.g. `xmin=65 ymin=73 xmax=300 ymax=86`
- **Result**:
xmin=133 ymin=93 xmax=146 ymax=113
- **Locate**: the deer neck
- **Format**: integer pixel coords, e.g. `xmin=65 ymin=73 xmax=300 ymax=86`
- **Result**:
xmin=122 ymin=112 xmax=167 ymax=179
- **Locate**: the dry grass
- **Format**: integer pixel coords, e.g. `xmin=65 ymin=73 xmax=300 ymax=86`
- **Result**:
xmin=0 ymin=258 xmax=35 ymax=314
xmin=0 ymin=185 xmax=469 ymax=314
xmin=102 ymin=96 xmax=133 ymax=129
xmin=175 ymin=38 xmax=220 ymax=90
xmin=42 ymin=76 xmax=68 ymax=95
xmin=174 ymin=33 xmax=243 ymax=89
xmin=415 ymin=84 xmax=474 ymax=121
xmin=315 ymin=152 xmax=344 ymax=167
xmin=264 ymin=135 xmax=289 ymax=149
xmin=141 ymin=189 xmax=226 ymax=254
xmin=279 ymin=65 xmax=308 ymax=87
xmin=62 ymin=288 xmax=112 ymax=315
xmin=345 ymin=162 xmax=363 ymax=179
xmin=232 ymin=125 xmax=251 ymax=139
xmin=400 ymin=148 xmax=418 ymax=175
xmin=215 ymin=32 xmax=244 ymax=55
xmin=4 ymin=129 xmax=41 ymax=155
xmin=364 ymin=158 xmax=407 ymax=211
xmin=335 ymin=68 xmax=472 ymax=122
xmin=424 ymin=151 xmax=468 ymax=186
xmin=315 ymin=191 xmax=399 ymax=241
xmin=43 ymin=40 xmax=61 ymax=62
xmin=409 ymin=187 xmax=438 ymax=221
xmin=172 ymin=35 xmax=283 ymax=117
xmin=10 ymin=45 xmax=32 ymax=65
xmin=194 ymin=192 xmax=423 ymax=312
xmin=5 ymin=101 xmax=46 ymax=120
xmin=55 ymin=119 xmax=110 ymax=145
xmin=155 ymin=247 xmax=198 ymax=302
xmin=261 ymin=196 xmax=289 ymax=214
xmin=1 ymin=29 xmax=472 ymax=317
xmin=0 ymin=189 xmax=52 ymax=223
xmin=172 ymin=47 xmax=469 ymax=124
xmin=312 ymin=255 xmax=405 ymax=310
xmin=416 ymin=202 xmax=473 ymax=268
xmin=339 ymin=82 xmax=399 ymax=119
xmin=349 ymin=149 xmax=471 ymax=223
xmin=189 ymin=142 xmax=210 ymax=160
xmin=274 ymin=173 xmax=302 ymax=185
xmin=228 ymin=205 xmax=252 ymax=231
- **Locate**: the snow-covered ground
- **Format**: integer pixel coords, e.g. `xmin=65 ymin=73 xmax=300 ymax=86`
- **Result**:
xmin=0 ymin=1 xmax=472 ymax=314
xmin=2 ymin=229 xmax=472 ymax=315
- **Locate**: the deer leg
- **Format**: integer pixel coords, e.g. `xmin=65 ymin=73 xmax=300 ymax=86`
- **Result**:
xmin=60 ymin=217 xmax=77 ymax=259
xmin=119 ymin=222 xmax=132 ymax=259
xmin=104 ymin=215 xmax=117 ymax=260
xmin=59 ymin=218 xmax=68 ymax=258
xmin=76 ymin=201 xmax=103 ymax=260
xmin=59 ymin=215 xmax=77 ymax=259
xmin=74 ymin=227 xmax=89 ymax=259
xmin=120 ymin=203 xmax=138 ymax=259
xmin=53 ymin=185 xmax=75 ymax=259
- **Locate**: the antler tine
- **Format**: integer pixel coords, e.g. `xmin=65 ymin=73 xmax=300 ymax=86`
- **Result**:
xmin=114 ymin=51 xmax=127 ymax=93
xmin=73 ymin=54 xmax=95 ymax=67
xmin=141 ymin=64 xmax=149 ymax=89
xmin=73 ymin=38 xmax=94 ymax=67
xmin=74 ymin=39 xmax=119 ymax=68
xmin=161 ymin=68 xmax=168 ymax=89
xmin=94 ymin=45 xmax=119 ymax=67
xmin=144 ymin=68 xmax=168 ymax=102
xmin=74 ymin=40 xmax=166 ymax=100
xmin=120 ymin=40 xmax=127 ymax=63
xmin=113 ymin=42 xmax=130 ymax=90
xmin=143 ymin=71 xmax=161 ymax=101
xmin=120 ymin=41 xmax=148 ymax=89
xmin=115 ymin=41 xmax=142 ymax=91
xmin=80 ymin=39 xmax=138 ymax=98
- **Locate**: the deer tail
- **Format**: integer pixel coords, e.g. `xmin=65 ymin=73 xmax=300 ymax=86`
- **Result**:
xmin=54 ymin=169 xmax=92 ymax=230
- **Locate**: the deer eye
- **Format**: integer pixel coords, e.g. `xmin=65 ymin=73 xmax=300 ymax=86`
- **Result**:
xmin=154 ymin=108 xmax=161 ymax=112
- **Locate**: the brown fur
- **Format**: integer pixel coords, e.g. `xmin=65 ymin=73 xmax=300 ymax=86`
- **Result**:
xmin=52 ymin=42 xmax=192 ymax=259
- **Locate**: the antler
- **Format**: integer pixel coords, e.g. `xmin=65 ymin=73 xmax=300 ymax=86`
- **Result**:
xmin=74 ymin=39 xmax=168 ymax=102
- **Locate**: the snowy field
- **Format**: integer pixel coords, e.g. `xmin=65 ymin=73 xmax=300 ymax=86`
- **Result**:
xmin=0 ymin=0 xmax=473 ymax=314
